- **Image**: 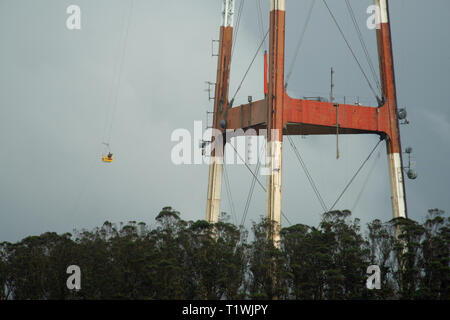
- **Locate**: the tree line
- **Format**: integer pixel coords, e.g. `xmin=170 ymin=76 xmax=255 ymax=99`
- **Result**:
xmin=0 ymin=207 xmax=448 ymax=300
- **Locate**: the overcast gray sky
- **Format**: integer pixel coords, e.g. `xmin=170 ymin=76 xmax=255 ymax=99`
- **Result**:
xmin=1 ymin=0 xmax=449 ymax=242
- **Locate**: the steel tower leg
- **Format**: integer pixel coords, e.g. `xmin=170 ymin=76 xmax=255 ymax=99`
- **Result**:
xmin=375 ymin=0 xmax=407 ymax=220
xmin=206 ymin=0 xmax=235 ymax=224
xmin=265 ymin=0 xmax=286 ymax=247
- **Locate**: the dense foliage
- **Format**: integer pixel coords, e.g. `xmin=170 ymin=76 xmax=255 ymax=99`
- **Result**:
xmin=0 ymin=207 xmax=448 ymax=300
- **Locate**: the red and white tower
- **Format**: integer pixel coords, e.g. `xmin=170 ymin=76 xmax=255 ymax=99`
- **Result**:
xmin=375 ymin=0 xmax=407 ymax=219
xmin=206 ymin=0 xmax=235 ymax=223
xmin=206 ymin=0 xmax=408 ymax=244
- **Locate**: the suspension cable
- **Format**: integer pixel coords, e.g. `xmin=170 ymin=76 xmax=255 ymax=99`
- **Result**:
xmin=256 ymin=0 xmax=266 ymax=45
xmin=223 ymin=163 xmax=238 ymax=225
xmin=230 ymin=28 xmax=269 ymax=107
xmin=105 ymin=0 xmax=134 ymax=144
xmin=287 ymin=135 xmax=329 ymax=213
xmin=329 ymin=137 xmax=384 ymax=211
xmin=227 ymin=141 xmax=293 ymax=226
xmin=351 ymin=148 xmax=381 ymax=213
xmin=285 ymin=0 xmax=316 ymax=89
xmin=231 ymin=0 xmax=245 ymax=61
xmin=345 ymin=0 xmax=381 ymax=94
xmin=321 ymin=0 xmax=381 ymax=104
xmin=241 ymin=142 xmax=266 ymax=226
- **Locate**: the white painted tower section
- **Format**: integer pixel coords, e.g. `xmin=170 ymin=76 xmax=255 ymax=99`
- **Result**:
xmin=374 ymin=0 xmax=389 ymax=23
xmin=222 ymin=0 xmax=236 ymax=27
xmin=265 ymin=140 xmax=283 ymax=247
xmin=270 ymin=0 xmax=286 ymax=11
xmin=388 ymin=153 xmax=407 ymax=219
xmin=206 ymin=156 xmax=224 ymax=223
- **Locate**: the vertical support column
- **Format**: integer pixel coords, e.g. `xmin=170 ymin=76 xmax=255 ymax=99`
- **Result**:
xmin=266 ymin=0 xmax=286 ymax=247
xmin=206 ymin=1 xmax=234 ymax=224
xmin=264 ymin=51 xmax=268 ymax=96
xmin=375 ymin=0 xmax=407 ymax=219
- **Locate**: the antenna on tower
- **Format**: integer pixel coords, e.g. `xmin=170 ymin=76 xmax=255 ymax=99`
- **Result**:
xmin=398 ymin=108 xmax=410 ymax=125
xmin=330 ymin=67 xmax=335 ymax=103
xmin=205 ymin=81 xmax=216 ymax=101
xmin=211 ymin=39 xmax=220 ymax=57
xmin=404 ymin=147 xmax=418 ymax=179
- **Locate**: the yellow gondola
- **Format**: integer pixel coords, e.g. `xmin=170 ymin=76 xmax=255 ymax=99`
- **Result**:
xmin=102 ymin=153 xmax=114 ymax=163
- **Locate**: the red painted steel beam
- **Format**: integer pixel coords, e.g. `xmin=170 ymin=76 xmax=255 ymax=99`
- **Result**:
xmin=284 ymin=95 xmax=382 ymax=135
xmin=224 ymin=99 xmax=267 ymax=131
xmin=267 ymin=3 xmax=286 ymax=141
xmin=220 ymin=94 xmax=393 ymax=137
xmin=377 ymin=2 xmax=401 ymax=153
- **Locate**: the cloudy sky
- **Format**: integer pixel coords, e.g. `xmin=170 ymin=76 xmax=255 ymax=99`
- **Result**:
xmin=1 ymin=0 xmax=449 ymax=242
